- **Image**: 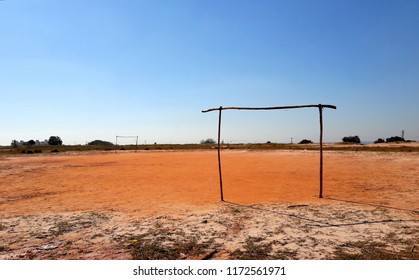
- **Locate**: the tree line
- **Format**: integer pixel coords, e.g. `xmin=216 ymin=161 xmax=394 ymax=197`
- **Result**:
xmin=341 ymin=135 xmax=408 ymax=144
xmin=11 ymin=136 xmax=63 ymax=147
xmin=200 ymin=135 xmax=411 ymax=145
xmin=11 ymin=135 xmax=411 ymax=148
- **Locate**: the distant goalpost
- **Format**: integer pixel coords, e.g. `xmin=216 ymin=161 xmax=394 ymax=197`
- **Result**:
xmin=115 ymin=136 xmax=139 ymax=153
xmin=202 ymin=104 xmax=337 ymax=201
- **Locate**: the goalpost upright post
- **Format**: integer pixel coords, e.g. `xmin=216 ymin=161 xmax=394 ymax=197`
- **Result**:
xmin=115 ymin=136 xmax=139 ymax=153
xmin=202 ymin=104 xmax=337 ymax=201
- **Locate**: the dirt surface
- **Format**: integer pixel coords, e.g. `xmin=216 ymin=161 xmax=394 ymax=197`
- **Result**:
xmin=0 ymin=150 xmax=418 ymax=259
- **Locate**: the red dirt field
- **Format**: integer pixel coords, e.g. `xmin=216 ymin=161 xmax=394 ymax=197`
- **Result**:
xmin=0 ymin=150 xmax=417 ymax=215
xmin=0 ymin=150 xmax=418 ymax=260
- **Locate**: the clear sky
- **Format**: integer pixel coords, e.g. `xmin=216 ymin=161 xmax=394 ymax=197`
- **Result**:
xmin=1 ymin=0 xmax=418 ymax=145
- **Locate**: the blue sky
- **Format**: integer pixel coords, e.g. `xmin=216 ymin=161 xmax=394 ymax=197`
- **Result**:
xmin=1 ymin=0 xmax=418 ymax=145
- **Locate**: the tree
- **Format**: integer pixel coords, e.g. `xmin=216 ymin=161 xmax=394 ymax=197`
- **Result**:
xmin=200 ymin=138 xmax=216 ymax=144
xmin=28 ymin=139 xmax=36 ymax=146
xmin=48 ymin=136 xmax=63 ymax=146
xmin=374 ymin=138 xmax=385 ymax=144
xmin=342 ymin=136 xmax=361 ymax=144
xmin=299 ymin=139 xmax=313 ymax=144
xmin=11 ymin=140 xmax=18 ymax=148
xmin=386 ymin=136 xmax=405 ymax=143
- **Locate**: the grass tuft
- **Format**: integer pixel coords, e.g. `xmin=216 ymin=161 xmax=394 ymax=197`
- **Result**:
xmin=128 ymin=235 xmax=211 ymax=260
xmin=54 ymin=221 xmax=73 ymax=236
xmin=230 ymin=237 xmax=273 ymax=260
xmin=334 ymin=241 xmax=419 ymax=260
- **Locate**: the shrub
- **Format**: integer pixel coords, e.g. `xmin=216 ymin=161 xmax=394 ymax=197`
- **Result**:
xmin=11 ymin=140 xmax=18 ymax=148
xmin=386 ymin=136 xmax=405 ymax=143
xmin=88 ymin=140 xmax=114 ymax=146
xmin=342 ymin=136 xmax=361 ymax=144
xmin=48 ymin=136 xmax=63 ymax=146
xmin=374 ymin=138 xmax=385 ymax=144
xmin=200 ymin=138 xmax=216 ymax=144
xmin=299 ymin=139 xmax=313 ymax=144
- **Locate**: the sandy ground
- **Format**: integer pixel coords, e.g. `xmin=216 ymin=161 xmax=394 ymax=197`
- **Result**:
xmin=0 ymin=150 xmax=418 ymax=259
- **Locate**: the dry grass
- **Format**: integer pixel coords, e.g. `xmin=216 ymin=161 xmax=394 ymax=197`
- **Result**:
xmin=1 ymin=142 xmax=418 ymax=155
xmin=54 ymin=221 xmax=73 ymax=236
xmin=230 ymin=237 xmax=273 ymax=260
xmin=334 ymin=240 xmax=418 ymax=260
xmin=127 ymin=227 xmax=214 ymax=260
xmin=1 ymin=203 xmax=417 ymax=260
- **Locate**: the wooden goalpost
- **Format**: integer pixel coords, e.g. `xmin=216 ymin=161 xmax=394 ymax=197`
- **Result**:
xmin=202 ymin=104 xmax=337 ymax=201
xmin=115 ymin=135 xmax=139 ymax=153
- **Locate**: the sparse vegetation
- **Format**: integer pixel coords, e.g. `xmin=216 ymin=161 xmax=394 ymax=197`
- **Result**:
xmin=334 ymin=241 xmax=418 ymax=260
xmin=54 ymin=221 xmax=73 ymax=236
xmin=128 ymin=230 xmax=212 ymax=260
xmin=230 ymin=237 xmax=273 ymax=260
xmin=1 ymin=142 xmax=419 ymax=155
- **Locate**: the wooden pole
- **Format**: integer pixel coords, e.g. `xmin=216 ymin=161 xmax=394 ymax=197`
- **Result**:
xmin=217 ymin=106 xmax=224 ymax=201
xmin=202 ymin=104 xmax=336 ymax=113
xmin=319 ymin=105 xmax=324 ymax=198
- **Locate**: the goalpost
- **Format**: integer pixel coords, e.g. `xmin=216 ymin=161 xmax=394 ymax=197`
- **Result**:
xmin=202 ymin=104 xmax=337 ymax=201
xmin=115 ymin=136 xmax=139 ymax=153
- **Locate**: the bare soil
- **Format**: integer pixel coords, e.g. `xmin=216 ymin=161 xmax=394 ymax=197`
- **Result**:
xmin=0 ymin=150 xmax=418 ymax=259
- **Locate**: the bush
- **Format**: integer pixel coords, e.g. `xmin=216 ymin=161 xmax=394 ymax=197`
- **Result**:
xmin=374 ymin=138 xmax=385 ymax=144
xmin=386 ymin=136 xmax=405 ymax=143
xmin=200 ymin=138 xmax=216 ymax=144
xmin=88 ymin=140 xmax=114 ymax=146
xmin=11 ymin=140 xmax=18 ymax=148
xmin=342 ymin=136 xmax=361 ymax=144
xmin=48 ymin=136 xmax=63 ymax=146
xmin=51 ymin=149 xmax=60 ymax=153
xmin=299 ymin=139 xmax=313 ymax=144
